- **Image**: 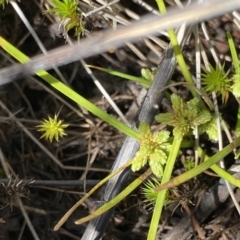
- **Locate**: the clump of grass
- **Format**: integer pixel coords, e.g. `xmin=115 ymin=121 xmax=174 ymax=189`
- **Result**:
xmin=1 ymin=1 xmax=240 ymax=239
xmin=0 ymin=0 xmax=9 ymax=9
xmin=47 ymin=0 xmax=86 ymax=39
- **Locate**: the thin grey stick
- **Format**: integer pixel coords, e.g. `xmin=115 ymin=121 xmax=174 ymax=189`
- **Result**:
xmin=0 ymin=179 xmax=99 ymax=187
xmin=81 ymin=48 xmax=176 ymax=240
xmin=0 ymin=0 xmax=239 ymax=84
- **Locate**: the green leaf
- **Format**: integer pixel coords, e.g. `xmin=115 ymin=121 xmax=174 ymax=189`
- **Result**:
xmin=87 ymin=65 xmax=151 ymax=88
xmin=139 ymin=122 xmax=151 ymax=137
xmin=153 ymin=130 xmax=170 ymax=144
xmin=150 ymin=149 xmax=167 ymax=165
xmin=155 ymin=94 xmax=211 ymax=139
xmin=193 ymin=110 xmax=212 ymax=126
xmin=199 ymin=114 xmax=218 ymax=141
xmin=0 ymin=0 xmax=9 ymax=8
xmin=47 ymin=0 xmax=84 ymax=39
xmin=131 ymin=123 xmax=171 ymax=177
xmin=231 ymin=73 xmax=240 ymax=97
xmin=149 ymin=159 xmax=164 ymax=178
xmin=155 ymin=113 xmax=174 ymax=125
xmin=142 ymin=178 xmax=160 ymax=205
xmin=131 ymin=152 xmax=148 ymax=172
xmin=141 ymin=68 xmax=156 ymax=82
xmin=227 ymin=32 xmax=240 ymax=75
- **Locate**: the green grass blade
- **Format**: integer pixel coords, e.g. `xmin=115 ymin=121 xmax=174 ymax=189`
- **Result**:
xmin=198 ymin=147 xmax=240 ymax=188
xmin=87 ymin=65 xmax=151 ymax=88
xmin=227 ymin=32 xmax=240 ymax=132
xmin=227 ymin=32 xmax=240 ymax=74
xmin=54 ymin=160 xmax=133 ymax=230
xmin=0 ymin=36 xmax=139 ymax=139
xmin=74 ymin=168 xmax=152 ymax=225
xmin=155 ymin=136 xmax=240 ymax=192
xmin=147 ymin=137 xmax=181 ymax=240
xmin=156 ymin=0 xmax=195 ymax=97
xmin=156 ymin=0 xmax=207 ymax=112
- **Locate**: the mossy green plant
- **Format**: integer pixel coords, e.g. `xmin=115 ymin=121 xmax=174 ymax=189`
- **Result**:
xmin=199 ymin=114 xmax=219 ymax=141
xmin=156 ymin=94 xmax=212 ymax=139
xmin=36 ymin=114 xmax=69 ymax=142
xmin=184 ymin=158 xmax=195 ymax=171
xmin=0 ymin=0 xmax=9 ymax=8
xmin=147 ymin=93 xmax=211 ymax=240
xmin=131 ymin=122 xmax=172 ymax=177
xmin=141 ymin=177 xmax=172 ymax=209
xmin=47 ymin=0 xmax=86 ymax=39
xmin=0 ymin=0 xmax=239 ymax=239
xmin=201 ymin=64 xmax=231 ymax=104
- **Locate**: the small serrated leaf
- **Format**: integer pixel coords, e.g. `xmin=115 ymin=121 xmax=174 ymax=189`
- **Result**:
xmin=156 ymin=94 xmax=211 ymax=138
xmin=149 ymin=160 xmax=163 ymax=178
xmin=131 ymin=152 xmax=148 ymax=172
xmin=131 ymin=122 xmax=171 ymax=177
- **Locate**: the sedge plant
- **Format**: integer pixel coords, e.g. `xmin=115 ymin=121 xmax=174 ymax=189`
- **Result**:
xmin=2 ymin=27 xmax=240 ymax=240
xmin=0 ymin=34 xmax=160 ymax=230
xmin=2 ymin=1 xmax=240 ymax=239
xmin=74 ymin=22 xmax=240 ymax=240
xmin=227 ymin=32 xmax=240 ymax=133
xmin=145 ymin=1 xmax=240 ymax=237
xmin=69 ymin=94 xmax=240 ymax=233
xmin=55 ymin=26 xmax=240 ymax=240
xmin=47 ymin=0 xmax=86 ymax=39
xmin=147 ymin=94 xmax=211 ymax=239
xmin=0 ymin=0 xmax=8 ymax=8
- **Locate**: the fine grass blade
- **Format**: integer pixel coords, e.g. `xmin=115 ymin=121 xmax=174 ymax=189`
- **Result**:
xmin=155 ymin=136 xmax=240 ymax=192
xmin=87 ymin=65 xmax=151 ymax=88
xmin=0 ymin=36 xmax=139 ymax=140
xmin=75 ymin=168 xmax=152 ymax=225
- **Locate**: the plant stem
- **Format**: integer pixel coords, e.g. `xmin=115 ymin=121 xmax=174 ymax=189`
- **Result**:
xmin=198 ymin=147 xmax=240 ymax=188
xmin=87 ymin=65 xmax=151 ymax=88
xmin=74 ymin=168 xmax=152 ymax=225
xmin=156 ymin=0 xmax=207 ymax=111
xmin=0 ymin=36 xmax=139 ymax=140
xmin=156 ymin=1 xmax=195 ymax=94
xmin=155 ymin=136 xmax=240 ymax=191
xmin=227 ymin=32 xmax=240 ymax=74
xmin=147 ymin=137 xmax=181 ymax=240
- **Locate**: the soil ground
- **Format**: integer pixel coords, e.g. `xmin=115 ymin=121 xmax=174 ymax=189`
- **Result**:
xmin=0 ymin=1 xmax=240 ymax=239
